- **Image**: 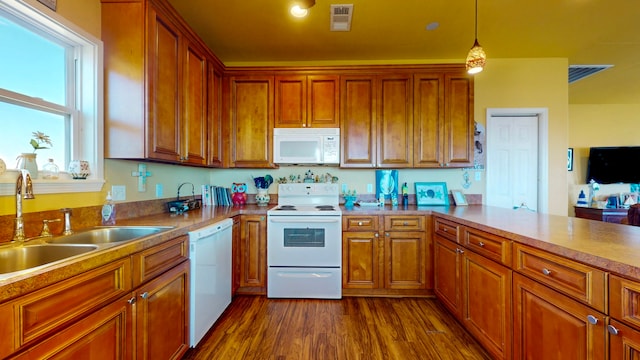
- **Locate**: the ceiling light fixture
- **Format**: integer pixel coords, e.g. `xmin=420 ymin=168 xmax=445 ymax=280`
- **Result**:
xmin=290 ymin=0 xmax=316 ymax=18
xmin=465 ymin=0 xmax=486 ymax=74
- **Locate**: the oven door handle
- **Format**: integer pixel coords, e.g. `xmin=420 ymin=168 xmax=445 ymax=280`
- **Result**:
xmin=268 ymin=218 xmax=341 ymax=224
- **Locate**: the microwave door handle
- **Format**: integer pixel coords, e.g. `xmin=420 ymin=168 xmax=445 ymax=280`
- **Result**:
xmin=268 ymin=218 xmax=341 ymax=224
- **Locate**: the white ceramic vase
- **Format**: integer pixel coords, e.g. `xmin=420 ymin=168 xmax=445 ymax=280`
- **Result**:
xmin=255 ymin=188 xmax=270 ymax=206
xmin=16 ymin=153 xmax=38 ymax=179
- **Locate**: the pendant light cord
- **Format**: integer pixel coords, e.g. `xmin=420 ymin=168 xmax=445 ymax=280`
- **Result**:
xmin=474 ymin=0 xmax=478 ymax=40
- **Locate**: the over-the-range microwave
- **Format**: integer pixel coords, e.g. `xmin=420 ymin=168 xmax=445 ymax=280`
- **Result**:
xmin=273 ymin=128 xmax=340 ymax=165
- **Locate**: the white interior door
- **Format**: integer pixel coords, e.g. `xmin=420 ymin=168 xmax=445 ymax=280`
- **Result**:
xmin=486 ymin=116 xmax=539 ymax=211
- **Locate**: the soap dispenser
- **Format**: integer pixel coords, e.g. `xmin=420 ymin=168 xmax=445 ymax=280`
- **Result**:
xmin=101 ymin=191 xmax=116 ymax=225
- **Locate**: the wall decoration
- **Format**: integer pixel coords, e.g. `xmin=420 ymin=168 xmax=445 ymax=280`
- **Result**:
xmin=376 ymin=169 xmax=398 ymax=200
xmin=451 ymin=189 xmax=468 ymax=206
xmin=474 ymin=121 xmax=486 ymax=169
xmin=567 ymin=148 xmax=574 ymax=171
xmin=415 ymin=182 xmax=449 ymax=206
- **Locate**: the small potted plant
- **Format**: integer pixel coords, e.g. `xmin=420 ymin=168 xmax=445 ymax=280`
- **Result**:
xmin=252 ymin=174 xmax=273 ymax=206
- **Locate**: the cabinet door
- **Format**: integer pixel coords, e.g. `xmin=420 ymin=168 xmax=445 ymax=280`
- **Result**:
xmin=413 ymin=73 xmax=444 ymax=167
xmin=229 ymin=76 xmax=275 ymax=168
xmin=377 ymin=74 xmax=413 ymax=168
xmin=208 ymin=63 xmax=223 ymax=167
xmin=182 ymin=38 xmax=207 ymax=165
xmin=136 ymin=261 xmax=189 ymax=360
xmin=513 ymin=273 xmax=606 ymax=360
xmin=238 ymin=215 xmax=267 ymax=294
xmin=342 ymin=231 xmax=381 ymax=289
xmin=308 ymin=75 xmax=339 ymax=128
xmin=608 ymin=319 xmax=640 ymax=360
xmin=11 ymin=295 xmax=133 ymax=360
xmin=434 ymin=235 xmax=462 ymax=319
xmin=341 ymin=75 xmax=377 ymax=167
xmin=443 ymin=73 xmax=474 ymax=167
xmin=275 ymin=75 xmax=306 ymax=128
xmin=147 ymin=4 xmax=182 ymax=162
xmin=384 ymin=231 xmax=427 ymax=289
xmin=462 ymin=250 xmax=512 ymax=360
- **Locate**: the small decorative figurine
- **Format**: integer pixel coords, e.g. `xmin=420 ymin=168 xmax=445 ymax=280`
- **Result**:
xmin=232 ymin=182 xmax=248 ymax=206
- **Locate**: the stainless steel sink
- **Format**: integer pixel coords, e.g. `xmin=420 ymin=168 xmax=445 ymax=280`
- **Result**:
xmin=47 ymin=226 xmax=174 ymax=245
xmin=0 ymin=244 xmax=98 ymax=274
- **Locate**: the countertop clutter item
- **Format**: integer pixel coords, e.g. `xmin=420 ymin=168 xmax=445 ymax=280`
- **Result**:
xmin=167 ymin=182 xmax=201 ymax=214
xmin=101 ymin=191 xmax=116 ymax=225
xmin=41 ymin=158 xmax=59 ymax=179
xmin=16 ymin=153 xmax=38 ymax=179
xmin=68 ymin=160 xmax=90 ymax=179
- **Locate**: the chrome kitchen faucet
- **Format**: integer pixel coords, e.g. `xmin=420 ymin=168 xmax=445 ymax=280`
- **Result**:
xmin=12 ymin=170 xmax=35 ymax=242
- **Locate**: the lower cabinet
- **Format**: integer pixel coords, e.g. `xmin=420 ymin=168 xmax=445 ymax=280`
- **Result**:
xmin=231 ymin=216 xmax=241 ymax=295
xmin=342 ymin=215 xmax=431 ymax=296
xmin=608 ymin=319 xmax=640 ymax=359
xmin=3 ymin=235 xmax=190 ymax=359
xmin=512 ymin=272 xmax=606 ymax=359
xmin=236 ymin=214 xmax=267 ymax=295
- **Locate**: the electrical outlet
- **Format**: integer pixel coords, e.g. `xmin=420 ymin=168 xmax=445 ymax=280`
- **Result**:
xmin=342 ymin=183 xmax=348 ymax=193
xmin=367 ymin=184 xmax=373 ymax=193
xmin=475 ymin=171 xmax=482 ymax=181
xmin=111 ymin=185 xmax=126 ymax=201
xmin=155 ymin=184 xmax=163 ymax=198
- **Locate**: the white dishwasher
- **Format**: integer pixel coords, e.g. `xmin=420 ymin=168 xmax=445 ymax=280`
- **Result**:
xmin=188 ymin=218 xmax=233 ymax=347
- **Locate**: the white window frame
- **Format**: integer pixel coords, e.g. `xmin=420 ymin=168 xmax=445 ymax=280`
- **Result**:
xmin=0 ymin=0 xmax=104 ymax=195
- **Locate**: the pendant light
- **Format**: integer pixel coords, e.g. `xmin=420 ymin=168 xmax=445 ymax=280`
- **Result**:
xmin=466 ymin=0 xmax=486 ymax=74
xmin=290 ymin=0 xmax=316 ymax=18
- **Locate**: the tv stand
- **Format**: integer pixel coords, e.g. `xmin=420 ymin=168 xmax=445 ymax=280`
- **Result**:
xmin=574 ymin=206 xmax=628 ymax=224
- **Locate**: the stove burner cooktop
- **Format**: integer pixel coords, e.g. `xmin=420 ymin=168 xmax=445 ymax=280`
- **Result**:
xmin=275 ymin=205 xmax=296 ymax=210
xmin=316 ymin=205 xmax=336 ymax=211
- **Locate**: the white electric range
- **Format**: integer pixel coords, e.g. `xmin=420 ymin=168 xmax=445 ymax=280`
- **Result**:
xmin=266 ymin=183 xmax=342 ymax=299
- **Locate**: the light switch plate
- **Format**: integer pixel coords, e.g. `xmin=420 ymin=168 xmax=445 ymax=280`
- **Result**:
xmin=111 ymin=185 xmax=126 ymax=201
xmin=155 ymin=184 xmax=163 ymax=198
xmin=367 ymin=184 xmax=373 ymax=193
xmin=342 ymin=183 xmax=348 ymax=193
xmin=475 ymin=171 xmax=482 ymax=181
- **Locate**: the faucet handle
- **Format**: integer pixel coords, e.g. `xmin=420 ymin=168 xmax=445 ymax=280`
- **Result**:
xmin=41 ymin=219 xmax=61 ymax=237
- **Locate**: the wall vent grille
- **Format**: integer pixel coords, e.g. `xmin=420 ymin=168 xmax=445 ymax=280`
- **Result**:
xmin=330 ymin=4 xmax=353 ymax=31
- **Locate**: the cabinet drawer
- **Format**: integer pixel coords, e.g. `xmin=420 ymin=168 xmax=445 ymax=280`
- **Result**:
xmin=11 ymin=258 xmax=131 ymax=347
xmin=610 ymin=274 xmax=640 ymax=330
xmin=384 ymin=216 xmax=425 ymax=231
xmin=343 ymin=216 xmax=379 ymax=232
xmin=433 ymin=217 xmax=459 ymax=242
xmin=464 ymin=227 xmax=512 ymax=266
xmin=132 ymin=235 xmax=189 ymax=287
xmin=513 ymin=243 xmax=607 ymax=312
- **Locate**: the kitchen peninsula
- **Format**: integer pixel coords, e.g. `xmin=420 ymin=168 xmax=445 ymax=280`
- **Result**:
xmin=1 ymin=203 xmax=640 ymax=358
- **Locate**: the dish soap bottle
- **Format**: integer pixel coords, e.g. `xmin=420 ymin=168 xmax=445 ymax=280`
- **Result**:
xmin=101 ymin=191 xmax=116 ymax=225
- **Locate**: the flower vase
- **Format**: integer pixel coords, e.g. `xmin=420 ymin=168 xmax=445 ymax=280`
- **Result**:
xmin=255 ymin=188 xmax=270 ymax=206
xmin=16 ymin=153 xmax=38 ymax=179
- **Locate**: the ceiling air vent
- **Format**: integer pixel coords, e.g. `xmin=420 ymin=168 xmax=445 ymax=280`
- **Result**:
xmin=330 ymin=4 xmax=353 ymax=32
xmin=568 ymin=65 xmax=613 ymax=84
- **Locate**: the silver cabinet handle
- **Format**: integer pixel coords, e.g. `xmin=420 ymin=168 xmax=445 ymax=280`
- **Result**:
xmin=456 ymin=248 xmax=465 ymax=254
xmin=607 ymin=324 xmax=619 ymax=335
xmin=358 ymin=221 xmax=363 ymax=226
xmin=128 ymin=297 xmax=136 ymax=305
xmin=374 ymin=233 xmax=379 ymax=238
xmin=586 ymin=315 xmax=598 ymax=325
xmin=542 ymin=268 xmax=552 ymax=276
xmin=443 ymin=228 xmax=448 ymax=232
xmin=478 ymin=241 xmax=485 ymax=247
xmin=403 ymin=221 xmax=408 ymax=226
xmin=140 ymin=292 xmax=149 ymax=299
xmin=385 ymin=232 xmax=390 ymax=237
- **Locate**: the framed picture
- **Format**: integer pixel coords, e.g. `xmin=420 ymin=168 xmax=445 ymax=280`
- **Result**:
xmin=415 ymin=182 xmax=449 ymax=206
xmin=451 ymin=189 xmax=468 ymax=206
xmin=567 ymin=148 xmax=574 ymax=171
xmin=376 ymin=169 xmax=398 ymax=200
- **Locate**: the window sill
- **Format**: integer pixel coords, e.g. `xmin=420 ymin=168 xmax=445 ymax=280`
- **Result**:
xmin=0 ymin=170 xmax=105 ymax=196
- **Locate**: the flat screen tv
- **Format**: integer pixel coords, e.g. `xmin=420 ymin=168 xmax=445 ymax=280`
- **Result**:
xmin=586 ymin=146 xmax=640 ymax=184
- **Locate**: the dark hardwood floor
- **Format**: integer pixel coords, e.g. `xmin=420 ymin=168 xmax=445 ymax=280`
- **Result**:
xmin=182 ymin=296 xmax=491 ymax=360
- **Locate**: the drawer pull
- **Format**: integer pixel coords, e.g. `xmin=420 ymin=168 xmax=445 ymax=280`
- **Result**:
xmin=456 ymin=248 xmax=465 ymax=254
xmin=358 ymin=221 xmax=363 ymax=226
xmin=140 ymin=292 xmax=149 ymax=299
xmin=542 ymin=268 xmax=552 ymax=276
xmin=374 ymin=233 xmax=379 ymax=238
xmin=403 ymin=221 xmax=408 ymax=226
xmin=478 ymin=241 xmax=485 ymax=247
xmin=128 ymin=297 xmax=136 ymax=305
xmin=385 ymin=232 xmax=390 ymax=237
xmin=586 ymin=315 xmax=598 ymax=325
xmin=443 ymin=228 xmax=448 ymax=232
xmin=607 ymin=325 xmax=619 ymax=335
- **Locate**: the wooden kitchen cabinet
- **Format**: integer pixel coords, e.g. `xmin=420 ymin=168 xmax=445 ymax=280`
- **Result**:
xmin=227 ymin=76 xmax=275 ymax=168
xmin=340 ymin=75 xmax=377 ymax=167
xmin=608 ymin=319 xmax=640 ymax=359
xmin=275 ymin=75 xmax=340 ymax=128
xmin=102 ymin=0 xmax=220 ymax=165
xmin=232 ymin=216 xmax=241 ymax=295
xmin=237 ymin=214 xmax=267 ymax=294
xmin=513 ymin=272 xmax=606 ymax=359
xmin=377 ymin=74 xmax=413 ymax=168
xmin=342 ymin=215 xmax=431 ymax=295
xmin=433 ymin=218 xmax=512 ymax=360
xmin=208 ymin=63 xmax=224 ymax=167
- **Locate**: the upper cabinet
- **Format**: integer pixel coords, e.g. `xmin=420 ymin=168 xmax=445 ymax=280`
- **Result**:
xmin=227 ymin=76 xmax=276 ymax=168
xmin=275 ymin=75 xmax=340 ymax=128
xmin=101 ymin=0 xmax=223 ymax=166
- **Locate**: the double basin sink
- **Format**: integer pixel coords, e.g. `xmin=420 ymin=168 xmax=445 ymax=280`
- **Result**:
xmin=0 ymin=226 xmax=174 ymax=275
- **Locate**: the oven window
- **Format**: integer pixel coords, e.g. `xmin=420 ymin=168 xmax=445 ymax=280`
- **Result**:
xmin=283 ymin=228 xmax=325 ymax=247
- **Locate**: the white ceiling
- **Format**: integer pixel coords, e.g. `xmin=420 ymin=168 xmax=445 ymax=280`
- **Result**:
xmin=166 ymin=0 xmax=640 ymax=105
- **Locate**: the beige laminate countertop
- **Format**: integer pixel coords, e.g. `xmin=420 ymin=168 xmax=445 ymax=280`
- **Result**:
xmin=2 ymin=204 xmax=640 ymax=303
